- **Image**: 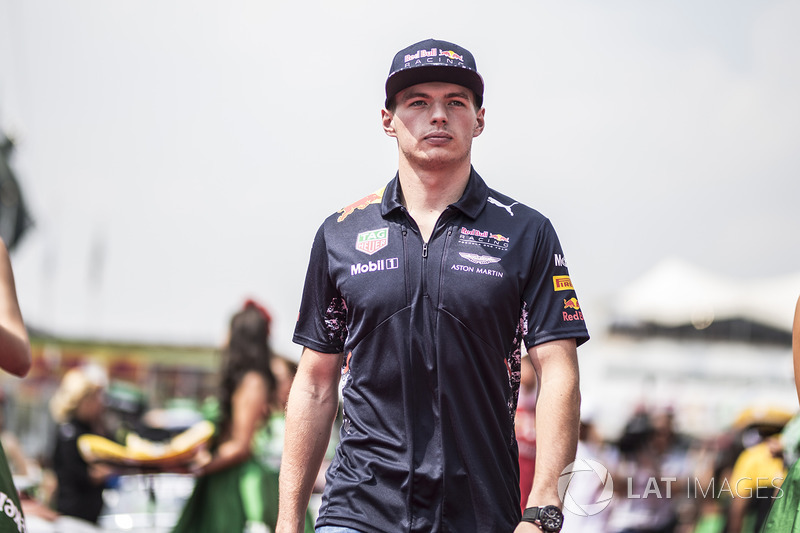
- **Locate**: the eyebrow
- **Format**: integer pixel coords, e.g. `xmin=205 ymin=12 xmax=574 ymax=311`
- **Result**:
xmin=400 ymin=90 xmax=472 ymax=102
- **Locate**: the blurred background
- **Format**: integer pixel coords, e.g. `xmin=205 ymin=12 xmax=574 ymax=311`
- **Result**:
xmin=1 ymin=1 xmax=799 ymax=532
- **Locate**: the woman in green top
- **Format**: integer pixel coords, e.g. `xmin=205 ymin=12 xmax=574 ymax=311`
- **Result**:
xmin=172 ymin=300 xmax=313 ymax=533
xmin=0 ymin=238 xmax=31 ymax=533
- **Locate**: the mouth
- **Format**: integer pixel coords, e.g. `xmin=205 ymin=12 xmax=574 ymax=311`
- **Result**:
xmin=424 ymin=131 xmax=453 ymax=143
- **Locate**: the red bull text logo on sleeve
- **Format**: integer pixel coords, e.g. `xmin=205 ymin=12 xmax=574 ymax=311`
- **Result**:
xmin=337 ymin=187 xmax=385 ymax=223
xmin=553 ymin=275 xmax=574 ymax=291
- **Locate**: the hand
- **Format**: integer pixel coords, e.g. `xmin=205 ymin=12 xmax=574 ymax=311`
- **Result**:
xmin=189 ymin=447 xmax=212 ymax=476
xmin=88 ymin=462 xmax=115 ymax=484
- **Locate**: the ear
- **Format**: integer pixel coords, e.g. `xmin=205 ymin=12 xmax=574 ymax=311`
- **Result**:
xmin=473 ymin=108 xmax=486 ymax=138
xmin=382 ymin=109 xmax=397 ymax=138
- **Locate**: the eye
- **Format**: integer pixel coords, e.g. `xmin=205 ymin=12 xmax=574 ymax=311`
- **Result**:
xmin=409 ymin=100 xmax=427 ymax=107
xmin=448 ymin=100 xmax=467 ymax=107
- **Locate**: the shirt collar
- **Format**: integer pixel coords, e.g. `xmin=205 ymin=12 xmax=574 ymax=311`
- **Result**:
xmin=381 ymin=166 xmax=488 ymax=221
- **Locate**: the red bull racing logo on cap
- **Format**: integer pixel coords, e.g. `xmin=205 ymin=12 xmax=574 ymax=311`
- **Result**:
xmin=404 ymin=48 xmax=466 ymax=67
xmin=356 ymin=228 xmax=389 ymax=255
xmin=563 ymin=298 xmax=580 ymax=310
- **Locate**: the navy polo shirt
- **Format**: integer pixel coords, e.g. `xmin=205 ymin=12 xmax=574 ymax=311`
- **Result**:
xmin=294 ymin=168 xmax=589 ymax=533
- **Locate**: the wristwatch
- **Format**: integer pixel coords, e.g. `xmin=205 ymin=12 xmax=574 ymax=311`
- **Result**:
xmin=521 ymin=505 xmax=564 ymax=532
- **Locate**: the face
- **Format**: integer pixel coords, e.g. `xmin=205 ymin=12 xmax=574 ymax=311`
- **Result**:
xmin=382 ymin=81 xmax=485 ymax=172
xmin=75 ymin=388 xmax=105 ymax=423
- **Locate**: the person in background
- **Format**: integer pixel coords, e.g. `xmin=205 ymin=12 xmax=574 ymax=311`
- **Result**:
xmin=262 ymin=354 xmax=301 ymax=471
xmin=516 ymin=354 xmax=537 ymax=514
xmin=172 ymin=300 xmax=313 ymax=533
xmin=759 ymin=294 xmax=800 ymax=532
xmin=0 ymin=237 xmax=31 ymax=532
xmin=49 ymin=364 xmax=114 ymax=524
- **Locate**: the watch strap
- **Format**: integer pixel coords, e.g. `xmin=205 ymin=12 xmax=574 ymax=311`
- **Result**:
xmin=521 ymin=506 xmax=541 ymax=524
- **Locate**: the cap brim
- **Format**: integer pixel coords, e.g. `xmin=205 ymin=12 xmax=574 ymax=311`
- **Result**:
xmin=385 ymin=66 xmax=484 ymax=108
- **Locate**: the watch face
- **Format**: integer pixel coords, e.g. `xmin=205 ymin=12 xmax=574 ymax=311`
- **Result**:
xmin=540 ymin=506 xmax=563 ymax=531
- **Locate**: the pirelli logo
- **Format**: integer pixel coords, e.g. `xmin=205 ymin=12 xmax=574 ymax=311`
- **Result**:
xmin=553 ymin=275 xmax=574 ymax=291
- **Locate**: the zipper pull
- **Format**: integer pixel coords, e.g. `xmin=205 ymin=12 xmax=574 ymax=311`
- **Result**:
xmin=422 ymin=242 xmax=428 ymax=258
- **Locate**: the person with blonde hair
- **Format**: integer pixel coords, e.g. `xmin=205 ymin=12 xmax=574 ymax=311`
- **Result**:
xmin=49 ymin=364 xmax=114 ymax=524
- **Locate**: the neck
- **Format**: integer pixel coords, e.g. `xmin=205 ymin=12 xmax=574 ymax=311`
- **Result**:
xmin=397 ymin=160 xmax=471 ymax=242
xmin=397 ymin=159 xmax=472 ymax=215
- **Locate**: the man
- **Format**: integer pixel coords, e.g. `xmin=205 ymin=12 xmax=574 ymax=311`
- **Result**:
xmin=277 ymin=38 xmax=589 ymax=533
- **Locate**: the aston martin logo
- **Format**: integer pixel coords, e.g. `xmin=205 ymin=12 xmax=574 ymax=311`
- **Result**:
xmin=459 ymin=252 xmax=501 ymax=265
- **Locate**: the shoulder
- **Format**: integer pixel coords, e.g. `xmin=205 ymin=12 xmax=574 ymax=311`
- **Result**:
xmin=238 ymin=370 xmax=269 ymax=392
xmin=332 ymin=186 xmax=387 ymax=224
xmin=314 ymin=186 xmax=389 ymax=246
xmin=321 ymin=186 xmax=386 ymax=230
xmin=483 ymin=187 xmax=550 ymax=227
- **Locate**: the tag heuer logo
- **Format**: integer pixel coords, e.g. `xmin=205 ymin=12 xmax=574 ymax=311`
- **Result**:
xmin=356 ymin=228 xmax=389 ymax=255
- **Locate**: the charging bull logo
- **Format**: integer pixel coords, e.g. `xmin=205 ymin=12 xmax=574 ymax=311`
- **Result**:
xmin=337 ymin=187 xmax=386 ymax=222
xmin=440 ymin=50 xmax=464 ymax=61
xmin=563 ymin=297 xmax=584 ymax=322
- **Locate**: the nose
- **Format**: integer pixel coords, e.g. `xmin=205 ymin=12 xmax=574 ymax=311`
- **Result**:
xmin=430 ymin=100 xmax=448 ymax=124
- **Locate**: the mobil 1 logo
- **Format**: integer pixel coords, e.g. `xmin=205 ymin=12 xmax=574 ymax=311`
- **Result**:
xmin=351 ymin=258 xmax=400 ymax=276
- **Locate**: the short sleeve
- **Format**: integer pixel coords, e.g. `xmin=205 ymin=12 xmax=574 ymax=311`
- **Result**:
xmin=522 ymin=219 xmax=589 ymax=348
xmin=293 ymin=224 xmax=348 ymax=354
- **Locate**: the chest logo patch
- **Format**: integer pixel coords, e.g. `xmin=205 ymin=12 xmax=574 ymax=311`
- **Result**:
xmin=459 ymin=227 xmax=511 ymax=250
xmin=356 ymin=228 xmax=389 ymax=255
xmin=459 ymin=252 xmax=501 ymax=265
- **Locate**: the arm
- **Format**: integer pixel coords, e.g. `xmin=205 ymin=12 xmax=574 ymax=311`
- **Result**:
xmin=0 ymin=238 xmax=31 ymax=377
xmin=198 ymin=371 xmax=269 ymax=476
xmin=793 ymin=295 xmax=800 ymax=406
xmin=276 ymin=347 xmax=342 ymax=533
xmin=516 ymin=338 xmax=580 ymax=532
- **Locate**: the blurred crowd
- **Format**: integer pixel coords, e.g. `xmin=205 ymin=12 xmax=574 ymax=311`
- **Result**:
xmin=540 ymin=402 xmax=798 ymax=533
xmin=4 ymin=356 xmax=796 ymax=533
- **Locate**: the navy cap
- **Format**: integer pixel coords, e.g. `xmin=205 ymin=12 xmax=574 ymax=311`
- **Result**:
xmin=385 ymin=38 xmax=484 ymax=109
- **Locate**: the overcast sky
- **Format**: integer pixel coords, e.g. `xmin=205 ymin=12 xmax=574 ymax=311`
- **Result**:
xmin=1 ymin=0 xmax=798 ymax=357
